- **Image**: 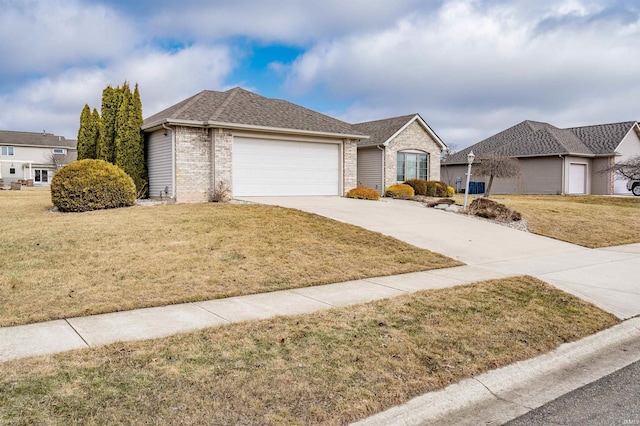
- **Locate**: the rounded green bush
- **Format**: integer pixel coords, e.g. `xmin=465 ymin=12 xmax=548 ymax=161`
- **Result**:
xmin=51 ymin=159 xmax=136 ymax=212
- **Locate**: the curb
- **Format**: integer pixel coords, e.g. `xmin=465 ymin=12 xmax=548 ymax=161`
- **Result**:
xmin=353 ymin=317 xmax=640 ymax=426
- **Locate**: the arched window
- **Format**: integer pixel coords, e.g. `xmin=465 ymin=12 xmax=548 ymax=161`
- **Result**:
xmin=396 ymin=151 xmax=428 ymax=181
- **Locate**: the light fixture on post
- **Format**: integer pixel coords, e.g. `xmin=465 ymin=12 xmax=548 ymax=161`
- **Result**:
xmin=463 ymin=150 xmax=475 ymax=211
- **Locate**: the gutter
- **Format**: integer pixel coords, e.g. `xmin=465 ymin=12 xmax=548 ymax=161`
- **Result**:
xmin=143 ymin=118 xmax=369 ymax=141
xmin=377 ymin=145 xmax=385 ymax=193
xmin=162 ymin=123 xmax=176 ymax=199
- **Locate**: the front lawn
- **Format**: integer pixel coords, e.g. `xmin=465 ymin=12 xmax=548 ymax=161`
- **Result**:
xmin=0 ymin=276 xmax=617 ymax=425
xmin=0 ymin=189 xmax=460 ymax=326
xmin=458 ymin=194 xmax=640 ymax=248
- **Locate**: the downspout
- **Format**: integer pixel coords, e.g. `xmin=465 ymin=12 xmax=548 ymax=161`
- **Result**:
xmin=377 ymin=145 xmax=385 ymax=194
xmin=559 ymin=154 xmax=565 ymax=195
xmin=162 ymin=123 xmax=176 ymax=200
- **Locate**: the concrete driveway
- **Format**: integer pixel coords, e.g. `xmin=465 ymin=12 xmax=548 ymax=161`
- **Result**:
xmin=241 ymin=196 xmax=640 ymax=319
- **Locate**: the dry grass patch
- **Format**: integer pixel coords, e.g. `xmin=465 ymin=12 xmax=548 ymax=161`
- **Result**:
xmin=0 ymin=189 xmax=460 ymax=326
xmin=0 ymin=276 xmax=617 ymax=425
xmin=454 ymin=194 xmax=640 ymax=248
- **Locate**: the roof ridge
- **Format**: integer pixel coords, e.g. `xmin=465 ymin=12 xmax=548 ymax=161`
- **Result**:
xmin=210 ymin=87 xmax=242 ymax=121
xmin=566 ymin=121 xmax=637 ymax=130
xmin=172 ymin=90 xmax=209 ymax=119
xmin=353 ymin=113 xmax=417 ymax=126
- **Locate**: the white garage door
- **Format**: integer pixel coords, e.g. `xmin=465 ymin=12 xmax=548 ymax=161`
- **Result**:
xmin=568 ymin=163 xmax=586 ymax=194
xmin=233 ymin=137 xmax=340 ymax=196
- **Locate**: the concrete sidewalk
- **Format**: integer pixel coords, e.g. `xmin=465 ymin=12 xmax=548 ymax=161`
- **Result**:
xmin=0 ymin=265 xmax=510 ymax=362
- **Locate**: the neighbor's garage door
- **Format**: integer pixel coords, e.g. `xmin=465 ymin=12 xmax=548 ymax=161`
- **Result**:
xmin=568 ymin=163 xmax=586 ymax=194
xmin=233 ymin=137 xmax=340 ymax=196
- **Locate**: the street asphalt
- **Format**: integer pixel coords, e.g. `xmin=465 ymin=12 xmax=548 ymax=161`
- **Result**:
xmin=1 ymin=196 xmax=639 ymax=425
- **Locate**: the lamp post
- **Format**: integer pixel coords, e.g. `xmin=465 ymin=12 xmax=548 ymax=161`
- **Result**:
xmin=463 ymin=150 xmax=475 ymax=211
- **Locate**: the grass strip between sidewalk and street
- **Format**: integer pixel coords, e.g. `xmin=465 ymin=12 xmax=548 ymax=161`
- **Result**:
xmin=0 ymin=276 xmax=618 ymax=425
xmin=0 ymin=189 xmax=460 ymax=326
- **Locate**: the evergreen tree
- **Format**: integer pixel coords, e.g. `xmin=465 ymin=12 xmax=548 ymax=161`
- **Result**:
xmin=97 ymin=86 xmax=121 ymax=163
xmin=89 ymin=108 xmax=101 ymax=159
xmin=77 ymin=104 xmax=92 ymax=160
xmin=115 ymin=83 xmax=147 ymax=194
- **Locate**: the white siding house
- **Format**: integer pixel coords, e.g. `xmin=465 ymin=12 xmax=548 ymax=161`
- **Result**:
xmin=0 ymin=130 xmax=77 ymax=187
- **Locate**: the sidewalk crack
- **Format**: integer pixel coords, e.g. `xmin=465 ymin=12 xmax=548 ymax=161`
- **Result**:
xmin=64 ymin=319 xmax=90 ymax=348
xmin=473 ymin=377 xmax=534 ymax=410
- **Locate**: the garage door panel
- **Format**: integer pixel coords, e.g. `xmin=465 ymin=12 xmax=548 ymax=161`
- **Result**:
xmin=233 ymin=138 xmax=340 ymax=196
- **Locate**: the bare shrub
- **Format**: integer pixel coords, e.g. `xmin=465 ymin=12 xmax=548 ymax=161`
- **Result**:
xmin=210 ymin=180 xmax=231 ymax=203
xmin=469 ymin=198 xmax=522 ymax=222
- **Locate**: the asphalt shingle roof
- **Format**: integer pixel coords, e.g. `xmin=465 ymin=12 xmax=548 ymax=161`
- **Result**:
xmin=444 ymin=120 xmax=637 ymax=165
xmin=143 ymin=87 xmax=365 ymax=137
xmin=0 ymin=130 xmax=76 ymax=149
xmin=352 ymin=114 xmax=418 ymax=147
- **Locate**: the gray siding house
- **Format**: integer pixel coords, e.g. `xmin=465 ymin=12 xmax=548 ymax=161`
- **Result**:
xmin=0 ymin=130 xmax=77 ymax=187
xmin=441 ymin=120 xmax=640 ymax=195
xmin=142 ymin=88 xmax=366 ymax=202
xmin=353 ymin=114 xmax=447 ymax=193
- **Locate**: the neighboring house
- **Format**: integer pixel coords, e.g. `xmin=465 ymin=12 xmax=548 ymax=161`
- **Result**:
xmin=353 ymin=114 xmax=447 ymax=193
xmin=0 ymin=130 xmax=77 ymax=187
xmin=142 ymin=87 xmax=367 ymax=202
xmin=441 ymin=120 xmax=640 ymax=195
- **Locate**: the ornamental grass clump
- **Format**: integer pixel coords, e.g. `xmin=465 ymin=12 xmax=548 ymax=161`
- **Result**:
xmin=51 ymin=159 xmax=136 ymax=212
xmin=346 ymin=186 xmax=380 ymax=200
xmin=385 ymin=184 xmax=415 ymax=198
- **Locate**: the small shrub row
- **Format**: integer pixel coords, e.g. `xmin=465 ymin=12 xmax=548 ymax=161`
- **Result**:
xmin=404 ymin=179 xmax=454 ymax=197
xmin=346 ymin=186 xmax=381 ymax=200
xmin=385 ymin=184 xmax=415 ymax=198
xmin=51 ymin=159 xmax=137 ymax=212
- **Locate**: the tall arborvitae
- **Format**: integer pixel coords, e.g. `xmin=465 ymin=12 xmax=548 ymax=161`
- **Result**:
xmin=97 ymin=86 xmax=121 ymax=163
xmin=81 ymin=81 xmax=148 ymax=195
xmin=89 ymin=108 xmax=101 ymax=159
xmin=115 ymin=83 xmax=147 ymax=194
xmin=77 ymin=104 xmax=92 ymax=160
xmin=130 ymin=84 xmax=147 ymax=193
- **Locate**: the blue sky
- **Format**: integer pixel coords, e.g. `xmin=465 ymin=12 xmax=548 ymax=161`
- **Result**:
xmin=1 ymin=0 xmax=639 ymax=149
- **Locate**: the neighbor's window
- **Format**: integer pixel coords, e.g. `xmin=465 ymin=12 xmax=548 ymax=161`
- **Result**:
xmin=52 ymin=148 xmax=65 ymax=154
xmin=396 ymin=152 xmax=428 ymax=181
xmin=9 ymin=167 xmax=15 ymax=174
xmin=1 ymin=146 xmax=14 ymax=156
xmin=34 ymin=169 xmax=49 ymax=183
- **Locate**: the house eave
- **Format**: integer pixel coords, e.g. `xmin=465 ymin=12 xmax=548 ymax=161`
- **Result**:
xmin=142 ymin=118 xmax=369 ymax=140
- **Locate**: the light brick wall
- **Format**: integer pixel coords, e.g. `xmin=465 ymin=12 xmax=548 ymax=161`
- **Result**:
xmin=384 ymin=120 xmax=443 ymax=190
xmin=212 ymin=128 xmax=233 ymax=198
xmin=174 ymin=126 xmax=211 ymax=203
xmin=343 ymin=139 xmax=358 ymax=194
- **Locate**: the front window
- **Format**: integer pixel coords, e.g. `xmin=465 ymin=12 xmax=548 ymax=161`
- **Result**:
xmin=1 ymin=146 xmax=14 ymax=156
xmin=52 ymin=148 xmax=66 ymax=154
xmin=396 ymin=152 xmax=428 ymax=181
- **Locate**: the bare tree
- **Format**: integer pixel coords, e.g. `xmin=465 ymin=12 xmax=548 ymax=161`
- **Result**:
xmin=46 ymin=152 xmax=73 ymax=170
xmin=602 ymin=155 xmax=640 ymax=181
xmin=474 ymin=154 xmax=521 ymax=197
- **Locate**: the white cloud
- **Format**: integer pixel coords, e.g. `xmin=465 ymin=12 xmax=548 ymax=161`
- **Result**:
xmin=0 ymin=45 xmax=234 ymax=138
xmin=0 ymin=0 xmax=136 ymax=75
xmin=283 ymin=0 xmax=640 ymax=147
xmin=147 ymin=0 xmax=428 ymax=44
